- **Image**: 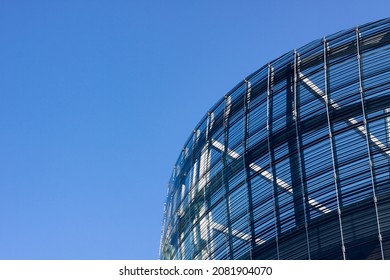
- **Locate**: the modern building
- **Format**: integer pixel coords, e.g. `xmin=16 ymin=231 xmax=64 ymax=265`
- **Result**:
xmin=160 ymin=18 xmax=390 ymax=260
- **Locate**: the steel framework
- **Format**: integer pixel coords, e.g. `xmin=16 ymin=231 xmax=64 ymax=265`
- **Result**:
xmin=160 ymin=18 xmax=390 ymax=260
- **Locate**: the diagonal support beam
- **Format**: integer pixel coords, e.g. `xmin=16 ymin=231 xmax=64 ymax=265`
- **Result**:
xmin=299 ymin=72 xmax=390 ymax=157
xmin=211 ymin=140 xmax=331 ymax=213
xmin=211 ymin=222 xmax=265 ymax=246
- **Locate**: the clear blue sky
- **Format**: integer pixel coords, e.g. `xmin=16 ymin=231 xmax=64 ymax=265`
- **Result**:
xmin=0 ymin=0 xmax=389 ymax=259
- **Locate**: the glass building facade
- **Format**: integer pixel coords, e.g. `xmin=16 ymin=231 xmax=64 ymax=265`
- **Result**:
xmin=160 ymin=18 xmax=390 ymax=260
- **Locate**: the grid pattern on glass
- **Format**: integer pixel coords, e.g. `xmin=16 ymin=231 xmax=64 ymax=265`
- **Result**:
xmin=160 ymin=18 xmax=390 ymax=260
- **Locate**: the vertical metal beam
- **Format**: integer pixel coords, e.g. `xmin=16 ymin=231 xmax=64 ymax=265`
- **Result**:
xmin=189 ymin=130 xmax=198 ymax=259
xmin=356 ymin=27 xmax=385 ymax=260
xmin=295 ymin=55 xmax=311 ymax=223
xmin=204 ymin=112 xmax=213 ymax=259
xmin=323 ymin=37 xmax=346 ymax=260
xmin=222 ymin=95 xmax=234 ymax=259
xmin=190 ymin=131 xmax=199 ymax=203
xmin=267 ymin=64 xmax=281 ymax=259
xmin=386 ymin=108 xmax=390 ymax=146
xmin=243 ymin=79 xmax=256 ymax=259
xmin=385 ymin=108 xmax=390 ymax=183
xmin=293 ymin=50 xmax=311 ymax=259
xmin=286 ymin=61 xmax=304 ymax=226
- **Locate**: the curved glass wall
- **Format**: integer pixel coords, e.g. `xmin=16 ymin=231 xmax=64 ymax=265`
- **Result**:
xmin=160 ymin=18 xmax=390 ymax=260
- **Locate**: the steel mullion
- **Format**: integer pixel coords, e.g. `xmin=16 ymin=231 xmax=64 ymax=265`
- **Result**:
xmin=356 ymin=27 xmax=385 ymax=260
xmin=205 ymin=112 xmax=213 ymax=259
xmin=294 ymin=50 xmax=311 ymax=259
xmin=323 ymin=37 xmax=347 ymax=260
xmin=267 ymin=64 xmax=281 ymax=259
xmin=223 ymin=95 xmax=234 ymax=259
xmin=243 ymin=80 xmax=256 ymax=259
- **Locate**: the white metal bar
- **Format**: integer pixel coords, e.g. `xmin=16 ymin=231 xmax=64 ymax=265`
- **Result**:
xmin=211 ymin=222 xmax=265 ymax=246
xmin=299 ymin=72 xmax=390 ymax=157
xmin=211 ymin=140 xmax=331 ymax=213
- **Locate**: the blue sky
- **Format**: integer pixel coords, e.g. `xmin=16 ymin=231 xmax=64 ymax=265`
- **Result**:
xmin=0 ymin=0 xmax=389 ymax=259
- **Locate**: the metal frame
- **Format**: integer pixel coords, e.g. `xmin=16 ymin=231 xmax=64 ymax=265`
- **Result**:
xmin=160 ymin=18 xmax=390 ymax=260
